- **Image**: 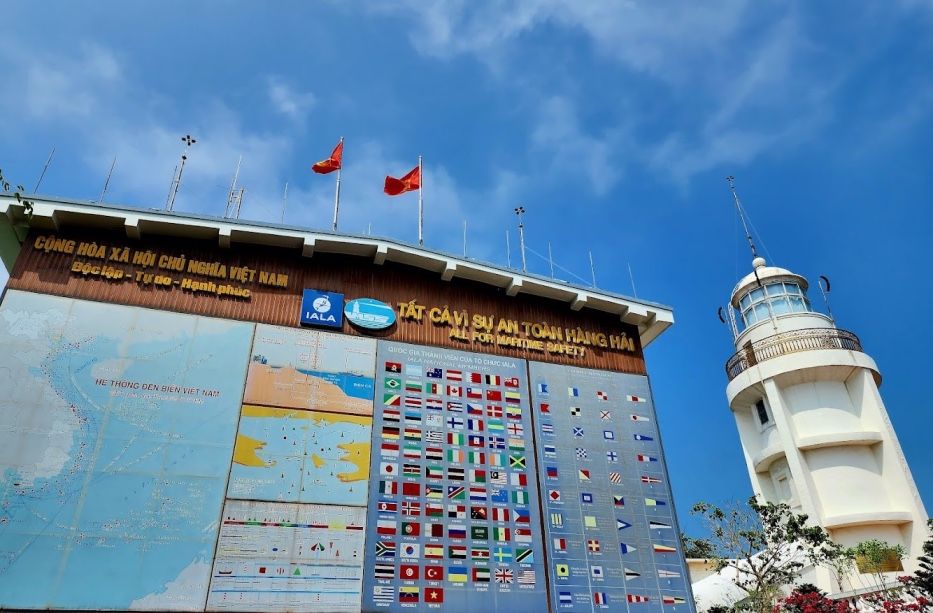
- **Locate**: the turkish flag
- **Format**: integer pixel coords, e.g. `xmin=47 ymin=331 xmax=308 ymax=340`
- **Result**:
xmin=384 ymin=165 xmax=421 ymax=196
xmin=311 ymin=140 xmax=343 ymax=174
xmin=425 ymin=565 xmax=444 ymax=581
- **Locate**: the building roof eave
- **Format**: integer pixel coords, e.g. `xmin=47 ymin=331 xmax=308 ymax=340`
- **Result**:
xmin=0 ymin=194 xmax=675 ymax=347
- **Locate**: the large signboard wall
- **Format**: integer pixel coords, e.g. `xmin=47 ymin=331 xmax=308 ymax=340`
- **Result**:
xmin=0 ymin=289 xmax=694 ymax=612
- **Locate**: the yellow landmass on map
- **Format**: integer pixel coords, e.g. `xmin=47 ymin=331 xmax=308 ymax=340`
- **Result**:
xmin=243 ymin=364 xmax=373 ymax=416
xmin=233 ymin=434 xmax=273 ymax=467
xmin=235 ymin=405 xmax=371 ymax=480
xmin=336 ymin=441 xmax=370 ymax=483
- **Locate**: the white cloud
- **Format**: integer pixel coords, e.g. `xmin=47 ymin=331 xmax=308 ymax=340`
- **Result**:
xmin=16 ymin=43 xmax=122 ymax=120
xmin=365 ymin=1 xmax=852 ymax=187
xmin=531 ymin=96 xmax=623 ymax=196
xmin=266 ymin=77 xmax=316 ymax=122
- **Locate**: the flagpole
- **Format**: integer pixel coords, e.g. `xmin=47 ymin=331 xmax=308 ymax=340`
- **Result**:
xmin=418 ymin=155 xmax=424 ymax=246
xmin=332 ymin=136 xmax=343 ymax=232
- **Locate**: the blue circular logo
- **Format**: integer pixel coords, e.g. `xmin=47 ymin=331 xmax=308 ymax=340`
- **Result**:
xmin=344 ymin=298 xmax=396 ymax=330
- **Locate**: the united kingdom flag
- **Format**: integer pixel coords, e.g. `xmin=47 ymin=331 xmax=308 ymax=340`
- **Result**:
xmin=495 ymin=568 xmax=514 ymax=584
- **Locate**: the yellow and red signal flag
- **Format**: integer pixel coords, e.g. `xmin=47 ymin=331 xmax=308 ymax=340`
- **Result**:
xmin=311 ymin=140 xmax=343 ymax=174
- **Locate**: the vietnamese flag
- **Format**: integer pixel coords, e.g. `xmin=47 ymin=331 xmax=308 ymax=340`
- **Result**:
xmin=311 ymin=140 xmax=343 ymax=174
xmin=384 ymin=165 xmax=421 ymax=196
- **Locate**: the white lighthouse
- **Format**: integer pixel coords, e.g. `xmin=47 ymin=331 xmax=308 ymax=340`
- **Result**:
xmin=723 ymin=248 xmax=928 ymax=591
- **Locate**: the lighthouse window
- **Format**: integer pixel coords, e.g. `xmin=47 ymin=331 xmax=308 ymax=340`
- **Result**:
xmin=738 ymin=281 xmax=812 ymax=328
xmin=755 ymin=399 xmax=771 ymax=426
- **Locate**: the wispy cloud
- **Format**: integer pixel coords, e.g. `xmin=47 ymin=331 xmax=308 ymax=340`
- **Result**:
xmin=530 ymin=96 xmax=623 ymax=196
xmin=266 ymin=77 xmax=316 ymax=123
xmin=366 ymin=1 xmax=898 ymax=188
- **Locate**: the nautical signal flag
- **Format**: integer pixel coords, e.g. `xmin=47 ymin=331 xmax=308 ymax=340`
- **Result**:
xmin=627 ymin=594 xmax=650 ymax=603
xmin=642 ymin=475 xmax=662 ymax=484
xmin=620 ymin=543 xmax=636 ymax=554
xmin=634 ymin=433 xmax=654 ymax=441
xmin=627 ymin=394 xmax=648 ymax=403
xmin=649 ymin=521 xmax=672 ymax=530
xmin=631 ymin=414 xmax=651 ymax=422
xmin=594 ymin=592 xmax=608 ymax=605
xmin=645 ymin=498 xmax=667 ymax=506
xmin=637 ymin=454 xmax=658 ymax=463
xmin=384 ymin=165 xmax=421 ymax=196
xmin=653 ymin=544 xmax=677 ymax=553
xmin=663 ymin=596 xmax=687 ymax=604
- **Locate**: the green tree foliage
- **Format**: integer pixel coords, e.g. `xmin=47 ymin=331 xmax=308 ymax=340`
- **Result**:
xmin=0 ymin=168 xmax=35 ymax=242
xmin=914 ymin=519 xmax=933 ymax=599
xmin=682 ymin=532 xmax=717 ymax=559
xmin=691 ymin=496 xmax=835 ymax=613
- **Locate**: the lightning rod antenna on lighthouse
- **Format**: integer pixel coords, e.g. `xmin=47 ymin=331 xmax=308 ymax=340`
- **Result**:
xmin=726 ymin=175 xmax=760 ymax=261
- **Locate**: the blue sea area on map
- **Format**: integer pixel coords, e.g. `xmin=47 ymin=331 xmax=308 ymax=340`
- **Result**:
xmin=295 ymin=368 xmax=374 ymax=399
xmin=0 ymin=292 xmax=253 ymax=610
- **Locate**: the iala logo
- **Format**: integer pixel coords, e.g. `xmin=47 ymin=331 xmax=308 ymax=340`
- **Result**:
xmin=300 ymin=289 xmax=344 ymax=328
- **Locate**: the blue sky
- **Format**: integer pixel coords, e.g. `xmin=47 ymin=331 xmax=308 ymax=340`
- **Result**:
xmin=1 ymin=2 xmax=931 ymax=537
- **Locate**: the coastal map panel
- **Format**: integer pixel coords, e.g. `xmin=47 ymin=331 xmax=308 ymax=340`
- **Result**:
xmin=243 ymin=324 xmax=376 ymax=416
xmin=528 ymin=363 xmax=693 ymax=613
xmin=206 ymin=499 xmax=366 ymax=612
xmin=228 ymin=406 xmax=372 ymax=505
xmin=228 ymin=325 xmax=376 ymax=504
xmin=362 ymin=341 xmax=547 ymax=612
xmin=0 ymin=290 xmax=254 ymax=611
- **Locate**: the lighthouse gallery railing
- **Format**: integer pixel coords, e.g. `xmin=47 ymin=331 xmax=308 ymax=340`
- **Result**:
xmin=725 ymin=327 xmax=864 ymax=381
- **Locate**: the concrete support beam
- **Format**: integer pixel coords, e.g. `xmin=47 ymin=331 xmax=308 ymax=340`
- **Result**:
xmin=441 ymin=262 xmax=456 ymax=282
xmin=302 ymin=237 xmax=316 ymax=258
xmin=124 ymin=217 xmax=141 ymax=240
xmin=218 ymin=227 xmax=232 ymax=249
xmin=571 ymin=293 xmax=588 ymax=311
xmin=506 ymin=279 xmax=522 ymax=297
xmin=374 ymin=244 xmax=388 ymax=265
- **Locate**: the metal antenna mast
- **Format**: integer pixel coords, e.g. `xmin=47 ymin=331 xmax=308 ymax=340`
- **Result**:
xmin=589 ymin=251 xmax=597 ymax=287
xmin=225 ymin=156 xmax=246 ymax=219
xmin=98 ymin=157 xmax=117 ymax=204
xmin=514 ymin=206 xmax=527 ymax=272
xmin=281 ymin=182 xmax=288 ymax=223
xmin=166 ymin=134 xmax=196 ymax=211
xmin=34 ymin=147 xmax=56 ymax=193
xmin=726 ymin=175 xmax=759 ymax=259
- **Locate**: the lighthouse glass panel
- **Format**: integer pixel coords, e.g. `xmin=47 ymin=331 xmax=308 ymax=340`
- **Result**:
xmin=739 ymin=282 xmax=813 ymax=329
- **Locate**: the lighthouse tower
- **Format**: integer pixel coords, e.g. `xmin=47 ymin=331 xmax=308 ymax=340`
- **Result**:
xmin=722 ymin=183 xmax=928 ymax=593
xmin=724 ymin=255 xmax=928 ymax=588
